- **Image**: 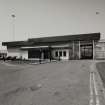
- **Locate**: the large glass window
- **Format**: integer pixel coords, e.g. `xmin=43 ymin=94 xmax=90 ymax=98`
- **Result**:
xmin=63 ymin=51 xmax=66 ymax=57
xmin=55 ymin=51 xmax=58 ymax=57
xmin=81 ymin=45 xmax=93 ymax=59
xmin=59 ymin=51 xmax=62 ymax=57
xmin=55 ymin=50 xmax=67 ymax=57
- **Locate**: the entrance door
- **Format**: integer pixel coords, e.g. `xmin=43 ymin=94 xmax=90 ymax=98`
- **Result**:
xmin=81 ymin=44 xmax=93 ymax=59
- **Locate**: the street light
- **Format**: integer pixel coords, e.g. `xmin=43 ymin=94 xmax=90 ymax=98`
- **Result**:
xmin=96 ymin=12 xmax=100 ymax=15
xmin=11 ymin=14 xmax=16 ymax=41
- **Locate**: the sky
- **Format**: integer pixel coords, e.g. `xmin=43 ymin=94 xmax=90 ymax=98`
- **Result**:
xmin=0 ymin=0 xmax=105 ymax=42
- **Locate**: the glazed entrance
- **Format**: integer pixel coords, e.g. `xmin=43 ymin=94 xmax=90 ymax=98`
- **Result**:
xmin=80 ymin=44 xmax=93 ymax=59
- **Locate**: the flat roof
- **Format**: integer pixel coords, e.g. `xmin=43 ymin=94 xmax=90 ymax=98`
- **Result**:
xmin=28 ymin=33 xmax=100 ymax=42
xmin=2 ymin=33 xmax=100 ymax=47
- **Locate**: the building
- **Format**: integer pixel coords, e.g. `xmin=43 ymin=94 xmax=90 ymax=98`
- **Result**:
xmin=0 ymin=45 xmax=7 ymax=57
xmin=95 ymin=39 xmax=105 ymax=59
xmin=0 ymin=50 xmax=7 ymax=57
xmin=2 ymin=33 xmax=100 ymax=60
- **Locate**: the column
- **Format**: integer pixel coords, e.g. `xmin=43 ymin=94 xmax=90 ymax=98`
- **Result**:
xmin=93 ymin=40 xmax=95 ymax=60
xmin=73 ymin=41 xmax=74 ymax=59
xmin=49 ymin=46 xmax=52 ymax=62
xmin=69 ymin=43 xmax=71 ymax=60
xmin=79 ymin=41 xmax=81 ymax=59
xmin=39 ymin=49 xmax=44 ymax=63
xmin=41 ymin=51 xmax=44 ymax=60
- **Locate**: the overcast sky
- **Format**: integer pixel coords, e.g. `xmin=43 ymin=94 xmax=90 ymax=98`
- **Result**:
xmin=0 ymin=0 xmax=105 ymax=42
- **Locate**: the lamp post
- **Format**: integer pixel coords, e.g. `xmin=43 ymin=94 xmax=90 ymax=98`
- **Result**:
xmin=11 ymin=14 xmax=16 ymax=41
xmin=92 ymin=11 xmax=100 ymax=60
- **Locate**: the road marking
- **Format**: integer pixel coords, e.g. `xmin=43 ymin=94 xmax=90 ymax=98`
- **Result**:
xmin=93 ymin=72 xmax=100 ymax=105
xmin=90 ymin=72 xmax=94 ymax=105
xmin=90 ymin=62 xmax=100 ymax=105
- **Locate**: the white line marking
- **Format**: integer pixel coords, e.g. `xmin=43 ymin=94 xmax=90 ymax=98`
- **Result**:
xmin=90 ymin=62 xmax=100 ymax=105
xmin=90 ymin=72 xmax=93 ymax=95
xmin=93 ymin=72 xmax=100 ymax=105
xmin=90 ymin=72 xmax=94 ymax=105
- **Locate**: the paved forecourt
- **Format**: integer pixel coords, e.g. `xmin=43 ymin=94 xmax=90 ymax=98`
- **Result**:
xmin=0 ymin=60 xmax=94 ymax=105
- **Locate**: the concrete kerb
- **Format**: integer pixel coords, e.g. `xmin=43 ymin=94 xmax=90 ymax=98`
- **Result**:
xmin=1 ymin=59 xmax=72 ymax=67
xmin=5 ymin=59 xmax=59 ymax=65
xmin=2 ymin=59 xmax=91 ymax=66
xmin=28 ymin=59 xmax=69 ymax=65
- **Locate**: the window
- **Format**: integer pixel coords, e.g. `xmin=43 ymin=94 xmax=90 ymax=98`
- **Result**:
xmin=63 ymin=51 xmax=66 ymax=57
xmin=55 ymin=51 xmax=58 ymax=57
xmin=59 ymin=51 xmax=62 ymax=57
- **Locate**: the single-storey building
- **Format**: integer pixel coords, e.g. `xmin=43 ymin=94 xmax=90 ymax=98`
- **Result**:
xmin=0 ymin=45 xmax=7 ymax=57
xmin=95 ymin=39 xmax=105 ymax=59
xmin=0 ymin=50 xmax=7 ymax=57
xmin=2 ymin=33 xmax=100 ymax=60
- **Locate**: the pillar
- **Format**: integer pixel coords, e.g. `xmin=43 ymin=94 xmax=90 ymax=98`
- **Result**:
xmin=41 ymin=51 xmax=44 ymax=60
xmin=39 ymin=49 xmax=44 ymax=63
xmin=49 ymin=46 xmax=52 ymax=61
xmin=93 ymin=40 xmax=95 ymax=60
xmin=79 ymin=41 xmax=81 ymax=59
xmin=73 ymin=41 xmax=75 ymax=59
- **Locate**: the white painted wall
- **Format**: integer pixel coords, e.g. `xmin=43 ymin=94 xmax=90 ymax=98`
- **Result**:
xmin=7 ymin=48 xmax=21 ymax=57
xmin=52 ymin=49 xmax=69 ymax=60
xmin=7 ymin=48 xmax=28 ymax=59
xmin=21 ymin=50 xmax=28 ymax=59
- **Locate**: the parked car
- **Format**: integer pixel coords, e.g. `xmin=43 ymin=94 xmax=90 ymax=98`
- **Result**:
xmin=5 ymin=56 xmax=17 ymax=60
xmin=6 ymin=56 xmax=12 ymax=60
xmin=0 ymin=56 xmax=4 ymax=60
xmin=11 ymin=56 xmax=17 ymax=61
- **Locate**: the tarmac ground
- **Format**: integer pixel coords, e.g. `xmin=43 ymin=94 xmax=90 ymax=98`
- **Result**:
xmin=0 ymin=60 xmax=104 ymax=105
